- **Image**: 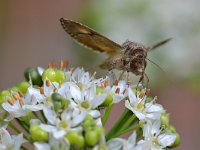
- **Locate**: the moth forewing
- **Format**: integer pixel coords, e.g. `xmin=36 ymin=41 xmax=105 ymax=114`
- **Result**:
xmin=60 ymin=18 xmax=123 ymax=55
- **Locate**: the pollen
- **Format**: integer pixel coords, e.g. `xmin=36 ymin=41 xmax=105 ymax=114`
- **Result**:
xmin=114 ymin=80 xmax=119 ymax=86
xmin=48 ymin=60 xmax=57 ymax=68
xmin=145 ymin=88 xmax=151 ymax=96
xmin=104 ymin=80 xmax=109 ymax=87
xmin=123 ymin=89 xmax=126 ymax=95
xmin=40 ymin=87 xmax=44 ymax=94
xmin=115 ymin=87 xmax=120 ymax=94
xmin=46 ymin=80 xmax=51 ymax=87
xmin=139 ymin=91 xmax=145 ymax=99
xmin=12 ymin=93 xmax=19 ymax=101
xmin=7 ymin=98 xmax=14 ymax=106
xmin=19 ymin=98 xmax=24 ymax=106
xmin=18 ymin=91 xmax=24 ymax=98
xmin=60 ymin=59 xmax=68 ymax=69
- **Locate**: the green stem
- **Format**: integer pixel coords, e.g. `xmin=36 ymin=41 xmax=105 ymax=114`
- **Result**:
xmin=16 ymin=118 xmax=29 ymax=133
xmin=40 ymin=110 xmax=47 ymax=123
xmin=114 ymin=124 xmax=140 ymax=138
xmin=33 ymin=111 xmax=40 ymax=120
xmin=106 ymin=108 xmax=132 ymax=141
xmin=117 ymin=114 xmax=137 ymax=133
xmin=102 ymin=104 xmax=113 ymax=126
xmin=9 ymin=122 xmax=30 ymax=141
xmin=21 ymin=145 xmax=28 ymax=150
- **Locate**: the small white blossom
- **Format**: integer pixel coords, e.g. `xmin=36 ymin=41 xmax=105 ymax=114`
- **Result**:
xmin=41 ymin=107 xmax=82 ymax=139
xmin=107 ymin=132 xmax=137 ymax=150
xmin=125 ymin=88 xmax=164 ymax=121
xmin=69 ymin=82 xmax=106 ymax=121
xmin=2 ymin=91 xmax=43 ymax=120
xmin=0 ymin=127 xmax=25 ymax=150
xmin=137 ymin=120 xmax=176 ymax=149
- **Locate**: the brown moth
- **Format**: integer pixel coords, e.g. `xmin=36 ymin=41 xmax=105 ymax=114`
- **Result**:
xmin=60 ymin=18 xmax=171 ymax=83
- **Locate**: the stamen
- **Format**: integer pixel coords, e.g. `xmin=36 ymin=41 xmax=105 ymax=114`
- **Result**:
xmin=48 ymin=60 xmax=57 ymax=68
xmin=115 ymin=88 xmax=120 ymax=94
xmin=46 ymin=80 xmax=51 ymax=87
xmin=7 ymin=98 xmax=14 ymax=106
xmin=104 ymin=80 xmax=109 ymax=87
xmin=18 ymin=91 xmax=24 ymax=98
xmin=60 ymin=59 xmax=68 ymax=69
xmin=139 ymin=91 xmax=145 ymax=99
xmin=40 ymin=87 xmax=44 ymax=94
xmin=123 ymin=89 xmax=126 ymax=95
xmin=12 ymin=93 xmax=19 ymax=101
xmin=145 ymin=88 xmax=151 ymax=96
xmin=19 ymin=98 xmax=24 ymax=106
xmin=114 ymin=80 xmax=119 ymax=86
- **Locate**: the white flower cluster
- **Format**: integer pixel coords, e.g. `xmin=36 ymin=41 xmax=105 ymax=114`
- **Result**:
xmin=0 ymin=67 xmax=178 ymax=150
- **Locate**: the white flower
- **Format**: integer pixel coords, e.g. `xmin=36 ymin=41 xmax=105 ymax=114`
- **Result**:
xmin=0 ymin=127 xmax=25 ymax=150
xmin=71 ymin=68 xmax=101 ymax=90
xmin=41 ymin=106 xmax=82 ymax=139
xmin=2 ymin=91 xmax=43 ymax=120
xmin=125 ymin=88 xmax=164 ymax=121
xmin=107 ymin=132 xmax=137 ymax=150
xmin=69 ymin=82 xmax=106 ymax=121
xmin=34 ymin=136 xmax=69 ymax=150
xmin=104 ymin=78 xmax=128 ymax=104
xmin=137 ymin=120 xmax=176 ymax=149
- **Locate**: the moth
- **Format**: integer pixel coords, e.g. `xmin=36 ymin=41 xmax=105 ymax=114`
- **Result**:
xmin=60 ymin=18 xmax=171 ymax=83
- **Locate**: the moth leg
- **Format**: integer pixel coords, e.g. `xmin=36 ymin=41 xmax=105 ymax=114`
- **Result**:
xmin=127 ymin=71 xmax=130 ymax=86
xmin=106 ymin=67 xmax=117 ymax=85
xmin=118 ymin=70 xmax=126 ymax=80
xmin=135 ymin=74 xmax=144 ymax=91
xmin=144 ymin=73 xmax=149 ymax=89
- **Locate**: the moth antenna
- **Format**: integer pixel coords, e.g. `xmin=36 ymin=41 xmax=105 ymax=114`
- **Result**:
xmin=147 ymin=38 xmax=172 ymax=51
xmin=146 ymin=58 xmax=166 ymax=73
xmin=146 ymin=58 xmax=173 ymax=84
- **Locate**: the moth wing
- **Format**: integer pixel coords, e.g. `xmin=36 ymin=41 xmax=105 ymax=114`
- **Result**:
xmin=60 ymin=18 xmax=124 ymax=55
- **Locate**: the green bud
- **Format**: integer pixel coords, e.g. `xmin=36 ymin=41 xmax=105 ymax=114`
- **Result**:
xmin=10 ymin=86 xmax=19 ymax=92
xmin=51 ymin=93 xmax=63 ymax=102
xmin=170 ymin=133 xmax=180 ymax=148
xmin=24 ymin=68 xmax=43 ymax=86
xmin=95 ymin=126 xmax=105 ymax=136
xmin=83 ymin=115 xmax=95 ymax=130
xmin=65 ymin=131 xmax=85 ymax=148
xmin=145 ymin=97 xmax=153 ymax=103
xmin=85 ymin=129 xmax=99 ymax=146
xmin=42 ymin=68 xmax=56 ymax=82
xmin=0 ymin=90 xmax=11 ymax=104
xmin=53 ymin=101 xmax=62 ymax=111
xmin=16 ymin=81 xmax=30 ymax=93
xmin=161 ymin=113 xmax=169 ymax=128
xmin=62 ymin=98 xmax=70 ymax=109
xmin=55 ymin=69 xmax=66 ymax=84
xmin=101 ymin=94 xmax=113 ymax=106
xmin=30 ymin=125 xmax=48 ymax=142
xmin=168 ymin=125 xmax=177 ymax=133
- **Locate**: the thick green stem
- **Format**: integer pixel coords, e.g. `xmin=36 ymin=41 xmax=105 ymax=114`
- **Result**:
xmin=16 ymin=118 xmax=29 ymax=133
xmin=9 ymin=122 xmax=30 ymax=141
xmin=106 ymin=108 xmax=132 ymax=141
xmin=114 ymin=124 xmax=140 ymax=138
xmin=33 ymin=111 xmax=40 ymax=120
xmin=102 ymin=104 xmax=113 ymax=126
xmin=40 ymin=110 xmax=47 ymax=123
xmin=117 ymin=114 xmax=137 ymax=133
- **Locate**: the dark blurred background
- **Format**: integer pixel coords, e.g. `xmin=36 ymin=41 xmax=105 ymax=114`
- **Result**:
xmin=1 ymin=0 xmax=200 ymax=149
